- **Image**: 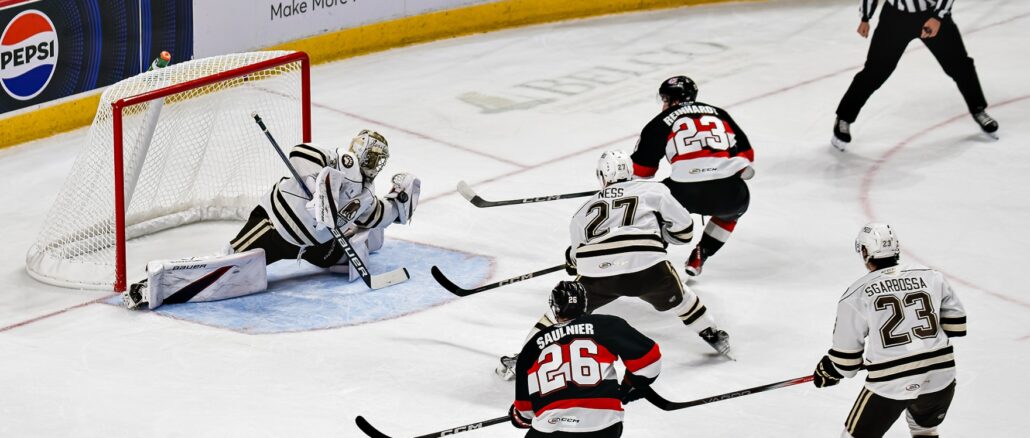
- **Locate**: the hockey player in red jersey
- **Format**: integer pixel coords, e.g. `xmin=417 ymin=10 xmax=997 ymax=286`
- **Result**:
xmin=631 ymin=76 xmax=755 ymax=277
xmin=509 ymin=281 xmax=661 ymax=437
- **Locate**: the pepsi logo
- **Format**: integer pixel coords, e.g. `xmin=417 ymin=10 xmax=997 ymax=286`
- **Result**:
xmin=1 ymin=10 xmax=58 ymax=101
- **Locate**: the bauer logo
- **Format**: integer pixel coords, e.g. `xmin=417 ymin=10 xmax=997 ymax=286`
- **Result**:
xmin=0 ymin=10 xmax=58 ymax=101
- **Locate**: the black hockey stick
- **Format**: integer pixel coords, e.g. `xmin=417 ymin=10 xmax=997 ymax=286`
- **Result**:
xmin=252 ymin=113 xmax=409 ymax=289
xmin=457 ymin=180 xmax=596 ymax=208
xmin=355 ymin=414 xmax=508 ymax=438
xmin=430 ymin=264 xmax=565 ymax=297
xmin=643 ymin=375 xmax=813 ymax=411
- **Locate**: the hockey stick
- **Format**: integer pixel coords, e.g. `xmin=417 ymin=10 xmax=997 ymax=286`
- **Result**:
xmin=643 ymin=375 xmax=813 ymax=411
xmin=430 ymin=264 xmax=566 ymax=297
xmin=457 ymin=180 xmax=596 ymax=208
xmin=252 ymin=113 xmax=409 ymax=289
xmin=355 ymin=414 xmax=508 ymax=438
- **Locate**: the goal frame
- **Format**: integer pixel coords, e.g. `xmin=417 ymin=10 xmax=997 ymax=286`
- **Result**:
xmin=110 ymin=51 xmax=311 ymax=291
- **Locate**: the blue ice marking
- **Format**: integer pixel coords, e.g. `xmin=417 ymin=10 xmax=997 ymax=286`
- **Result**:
xmin=112 ymin=240 xmax=491 ymax=334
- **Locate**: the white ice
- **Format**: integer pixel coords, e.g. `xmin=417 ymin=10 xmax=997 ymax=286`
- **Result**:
xmin=1 ymin=0 xmax=1028 ymax=436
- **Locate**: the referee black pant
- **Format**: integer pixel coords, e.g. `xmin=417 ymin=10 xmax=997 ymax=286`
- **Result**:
xmin=837 ymin=7 xmax=988 ymax=123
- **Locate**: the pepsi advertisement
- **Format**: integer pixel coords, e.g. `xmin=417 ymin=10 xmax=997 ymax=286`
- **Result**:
xmin=0 ymin=0 xmax=192 ymax=114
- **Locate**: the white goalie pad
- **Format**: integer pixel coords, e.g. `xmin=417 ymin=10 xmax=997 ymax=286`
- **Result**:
xmin=145 ymin=249 xmax=267 ymax=309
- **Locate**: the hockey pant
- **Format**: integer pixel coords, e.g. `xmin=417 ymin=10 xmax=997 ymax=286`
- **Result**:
xmin=842 ymin=380 xmax=956 ymax=438
xmin=524 ymin=261 xmax=717 ymax=342
xmin=663 ymin=176 xmax=749 ymax=258
xmin=229 ymin=206 xmax=386 ymax=281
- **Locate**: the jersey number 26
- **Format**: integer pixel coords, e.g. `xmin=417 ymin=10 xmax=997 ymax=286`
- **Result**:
xmin=534 ymin=339 xmax=603 ymax=396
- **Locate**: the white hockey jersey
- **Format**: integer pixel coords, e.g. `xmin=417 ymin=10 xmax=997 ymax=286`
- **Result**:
xmin=827 ymin=263 xmax=967 ymax=400
xmin=258 ymin=143 xmax=386 ymax=247
xmin=568 ymin=180 xmax=694 ymax=277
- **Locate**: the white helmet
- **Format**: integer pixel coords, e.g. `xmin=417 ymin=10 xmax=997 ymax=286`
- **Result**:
xmin=596 ymin=150 xmax=633 ymax=186
xmin=855 ymin=222 xmax=900 ymax=261
xmin=347 ymin=129 xmax=389 ymax=180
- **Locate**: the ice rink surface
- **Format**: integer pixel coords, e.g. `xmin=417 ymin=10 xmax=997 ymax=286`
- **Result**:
xmin=1 ymin=0 xmax=1028 ymax=436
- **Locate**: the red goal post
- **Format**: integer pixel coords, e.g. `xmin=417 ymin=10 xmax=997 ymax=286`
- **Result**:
xmin=27 ymin=51 xmax=311 ymax=292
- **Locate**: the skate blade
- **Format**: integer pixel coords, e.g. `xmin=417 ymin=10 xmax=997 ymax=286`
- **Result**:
xmin=831 ymin=136 xmax=848 ymax=152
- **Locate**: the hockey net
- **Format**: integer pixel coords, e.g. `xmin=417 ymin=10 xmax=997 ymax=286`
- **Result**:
xmin=26 ymin=51 xmax=311 ymax=291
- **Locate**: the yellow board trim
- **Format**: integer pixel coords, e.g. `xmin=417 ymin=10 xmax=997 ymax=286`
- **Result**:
xmin=0 ymin=0 xmax=740 ymax=150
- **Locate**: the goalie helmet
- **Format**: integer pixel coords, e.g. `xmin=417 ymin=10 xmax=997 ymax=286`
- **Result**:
xmin=348 ymin=129 xmax=389 ymax=180
xmin=596 ymin=149 xmax=633 ymax=187
xmin=658 ymin=75 xmax=698 ymax=104
xmin=855 ymin=222 xmax=900 ymax=261
xmin=550 ymin=281 xmax=588 ymax=320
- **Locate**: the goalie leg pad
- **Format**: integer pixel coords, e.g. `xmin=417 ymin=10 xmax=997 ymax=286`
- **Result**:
xmin=144 ymin=249 xmax=268 ymax=309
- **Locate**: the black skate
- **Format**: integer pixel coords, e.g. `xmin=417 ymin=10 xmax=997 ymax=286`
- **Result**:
xmin=972 ymin=110 xmax=999 ymax=139
xmin=699 ymin=327 xmax=734 ymax=360
xmin=684 ymin=246 xmax=706 ymax=277
xmin=831 ymin=118 xmax=851 ymax=151
xmin=495 ymin=354 xmax=518 ymax=381
xmin=122 ymin=279 xmax=149 ymax=310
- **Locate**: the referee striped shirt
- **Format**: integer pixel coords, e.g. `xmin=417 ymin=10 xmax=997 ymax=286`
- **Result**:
xmin=861 ymin=0 xmax=955 ymax=21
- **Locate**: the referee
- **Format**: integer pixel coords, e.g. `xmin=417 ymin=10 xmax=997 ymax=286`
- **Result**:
xmin=832 ymin=0 xmax=999 ymax=150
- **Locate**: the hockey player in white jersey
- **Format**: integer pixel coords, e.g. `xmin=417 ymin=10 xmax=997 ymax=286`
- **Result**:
xmin=812 ymin=223 xmax=967 ymax=438
xmin=497 ymin=150 xmax=730 ymax=379
xmin=123 ymin=130 xmax=420 ymax=309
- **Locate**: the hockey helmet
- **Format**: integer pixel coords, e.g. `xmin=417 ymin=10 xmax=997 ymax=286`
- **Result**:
xmin=855 ymin=222 xmax=900 ymax=261
xmin=349 ymin=129 xmax=389 ymax=180
xmin=550 ymin=281 xmax=588 ymax=320
xmin=658 ymin=75 xmax=698 ymax=104
xmin=596 ymin=150 xmax=633 ymax=187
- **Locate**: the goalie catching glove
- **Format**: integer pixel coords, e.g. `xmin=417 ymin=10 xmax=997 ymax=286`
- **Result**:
xmin=383 ymin=172 xmax=420 ymax=224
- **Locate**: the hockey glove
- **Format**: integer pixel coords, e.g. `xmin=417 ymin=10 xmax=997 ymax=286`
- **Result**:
xmin=384 ymin=173 xmax=421 ymax=224
xmin=564 ymin=246 xmax=578 ymax=276
xmin=812 ymin=355 xmax=844 ymax=388
xmin=508 ymin=403 xmax=532 ymax=429
xmin=618 ymin=375 xmax=647 ymax=404
xmin=306 ymin=168 xmax=336 ymax=231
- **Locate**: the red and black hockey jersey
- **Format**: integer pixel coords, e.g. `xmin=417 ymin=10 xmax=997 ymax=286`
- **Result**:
xmin=513 ymin=314 xmax=661 ymax=434
xmin=631 ymin=101 xmax=754 ymax=182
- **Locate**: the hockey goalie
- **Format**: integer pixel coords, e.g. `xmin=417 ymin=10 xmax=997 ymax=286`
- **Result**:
xmin=122 ymin=129 xmax=420 ymax=310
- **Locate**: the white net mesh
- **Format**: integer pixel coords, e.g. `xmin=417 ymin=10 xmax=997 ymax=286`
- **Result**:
xmin=26 ymin=51 xmax=307 ymax=290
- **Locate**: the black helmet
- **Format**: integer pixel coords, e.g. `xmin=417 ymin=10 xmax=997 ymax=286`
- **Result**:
xmin=550 ymin=281 xmax=588 ymax=320
xmin=658 ymin=76 xmax=698 ymax=104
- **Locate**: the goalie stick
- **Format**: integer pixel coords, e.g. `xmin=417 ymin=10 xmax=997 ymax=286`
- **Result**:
xmin=430 ymin=264 xmax=565 ymax=297
xmin=457 ymin=180 xmax=596 ymax=208
xmin=252 ymin=113 xmax=409 ymax=289
xmin=643 ymin=375 xmax=813 ymax=411
xmin=355 ymin=415 xmax=508 ymax=438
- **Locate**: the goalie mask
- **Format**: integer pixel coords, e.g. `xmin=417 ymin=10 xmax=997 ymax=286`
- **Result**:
xmin=596 ymin=150 xmax=633 ymax=187
xmin=855 ymin=222 xmax=900 ymax=262
xmin=349 ymin=129 xmax=389 ymax=180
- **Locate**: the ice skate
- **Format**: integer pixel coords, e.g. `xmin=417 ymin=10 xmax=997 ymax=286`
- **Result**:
xmin=972 ymin=110 xmax=999 ymax=139
xmin=831 ymin=118 xmax=851 ymax=151
xmin=496 ymin=354 xmax=518 ymax=381
xmin=699 ymin=327 xmax=733 ymax=360
xmin=123 ymin=279 xmax=150 ymax=310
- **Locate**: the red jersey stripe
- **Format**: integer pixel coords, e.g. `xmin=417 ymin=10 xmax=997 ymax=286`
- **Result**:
xmin=537 ymin=397 xmax=623 ymax=414
xmin=670 ymin=150 xmax=731 ymax=163
xmin=514 ymin=400 xmax=533 ymax=411
xmin=623 ymin=343 xmax=661 ymax=373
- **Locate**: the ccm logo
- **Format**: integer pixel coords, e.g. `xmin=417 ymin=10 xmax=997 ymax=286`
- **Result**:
xmin=440 ymin=423 xmax=483 ymax=435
